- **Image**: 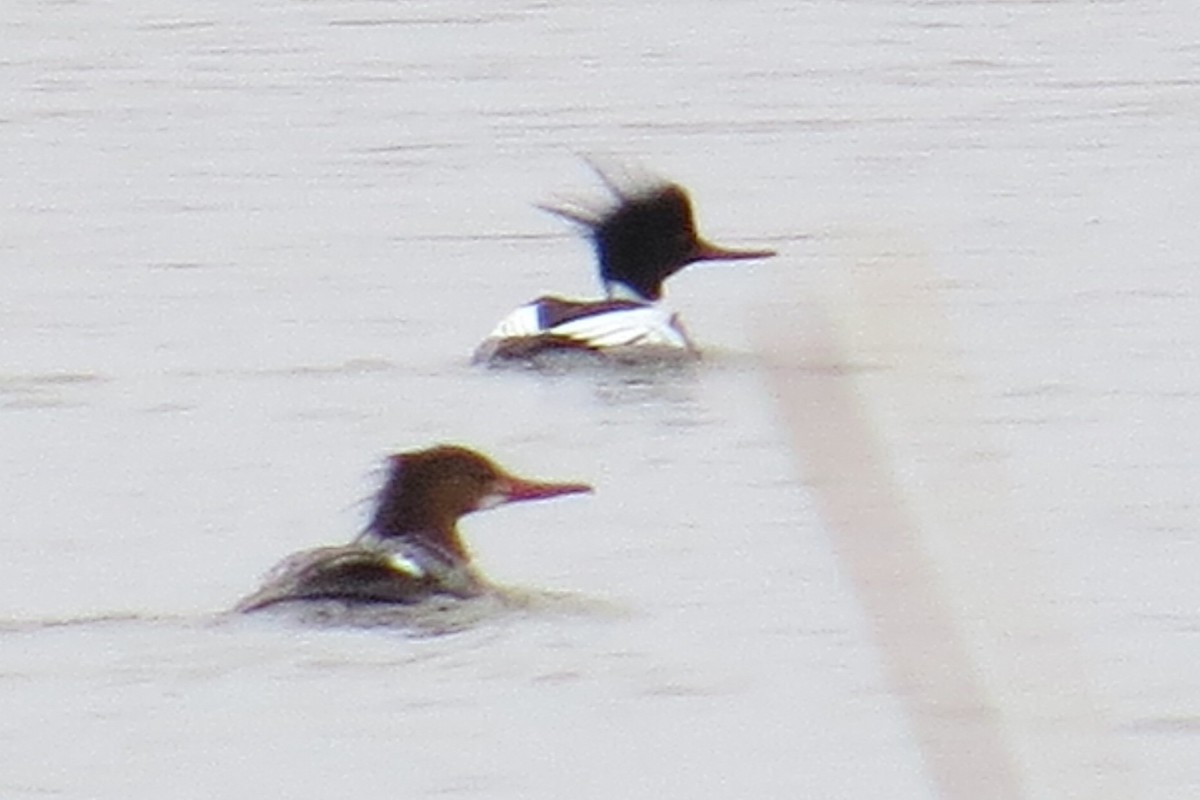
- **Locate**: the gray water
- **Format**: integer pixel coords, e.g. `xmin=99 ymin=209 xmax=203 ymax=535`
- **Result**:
xmin=3 ymin=1 xmax=1199 ymax=797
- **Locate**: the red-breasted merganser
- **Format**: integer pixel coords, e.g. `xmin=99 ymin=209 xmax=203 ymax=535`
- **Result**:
xmin=473 ymin=168 xmax=776 ymax=364
xmin=236 ymin=445 xmax=592 ymax=612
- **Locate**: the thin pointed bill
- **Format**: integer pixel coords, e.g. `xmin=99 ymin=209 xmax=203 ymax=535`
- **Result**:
xmin=692 ymin=238 xmax=777 ymax=263
xmin=479 ymin=475 xmax=594 ymax=509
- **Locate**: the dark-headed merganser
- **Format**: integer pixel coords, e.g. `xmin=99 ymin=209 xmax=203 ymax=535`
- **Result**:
xmin=473 ymin=168 xmax=776 ymax=364
xmin=236 ymin=445 xmax=591 ymax=612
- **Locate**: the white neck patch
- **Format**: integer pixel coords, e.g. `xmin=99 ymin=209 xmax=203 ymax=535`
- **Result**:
xmin=605 ymin=281 xmax=652 ymax=303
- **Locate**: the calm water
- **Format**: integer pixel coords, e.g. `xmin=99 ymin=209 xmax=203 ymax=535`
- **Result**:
xmin=3 ymin=1 xmax=1199 ymax=797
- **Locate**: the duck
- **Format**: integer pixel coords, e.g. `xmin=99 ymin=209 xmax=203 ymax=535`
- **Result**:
xmin=473 ymin=166 xmax=776 ymax=364
xmin=236 ymin=445 xmax=592 ymax=612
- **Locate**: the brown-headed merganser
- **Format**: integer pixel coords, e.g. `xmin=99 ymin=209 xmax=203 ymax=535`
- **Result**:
xmin=473 ymin=167 xmax=776 ymax=364
xmin=236 ymin=445 xmax=591 ymax=612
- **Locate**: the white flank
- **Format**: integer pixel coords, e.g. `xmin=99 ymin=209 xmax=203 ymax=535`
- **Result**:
xmin=483 ymin=303 xmax=543 ymax=339
xmin=480 ymin=301 xmax=694 ymax=353
xmin=385 ymin=552 xmax=427 ymax=578
xmin=550 ymin=306 xmax=691 ymax=350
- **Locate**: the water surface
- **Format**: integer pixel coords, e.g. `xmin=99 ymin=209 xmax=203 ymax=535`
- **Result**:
xmin=3 ymin=1 xmax=1199 ymax=797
